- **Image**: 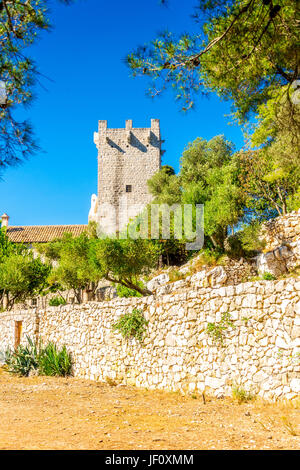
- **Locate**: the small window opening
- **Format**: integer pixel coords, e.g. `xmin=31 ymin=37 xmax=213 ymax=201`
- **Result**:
xmin=126 ymin=185 xmax=132 ymax=193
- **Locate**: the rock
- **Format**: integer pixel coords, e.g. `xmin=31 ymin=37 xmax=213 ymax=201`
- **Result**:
xmin=190 ymin=270 xmax=207 ymax=287
xmin=290 ymin=378 xmax=300 ymax=393
xmin=205 ymin=377 xmax=225 ymax=389
xmin=147 ymin=273 xmax=170 ymax=292
xmin=256 ymin=250 xmax=289 ymax=277
xmin=207 ymin=266 xmax=227 ymax=287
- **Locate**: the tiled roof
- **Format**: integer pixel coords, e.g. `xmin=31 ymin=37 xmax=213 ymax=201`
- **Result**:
xmin=6 ymin=225 xmax=88 ymax=244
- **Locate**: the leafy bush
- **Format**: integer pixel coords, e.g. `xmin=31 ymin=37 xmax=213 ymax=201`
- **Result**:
xmin=4 ymin=336 xmax=72 ymax=377
xmin=238 ymin=221 xmax=266 ymax=253
xmin=38 ymin=343 xmax=72 ymax=377
xmin=193 ymin=248 xmax=221 ymax=268
xmin=225 ymin=233 xmax=246 ymax=259
xmin=112 ymin=308 xmax=148 ymax=342
xmin=286 ymin=188 xmax=300 ymax=212
xmin=5 ymin=336 xmax=39 ymax=376
xmin=262 ymin=272 xmax=276 ymax=281
xmin=168 ymin=269 xmax=185 ymax=282
xmin=206 ymin=312 xmax=235 ymax=346
xmin=49 ymin=296 xmax=67 ymax=306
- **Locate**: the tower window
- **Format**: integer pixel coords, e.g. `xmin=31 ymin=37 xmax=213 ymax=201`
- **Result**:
xmin=126 ymin=185 xmax=132 ymax=193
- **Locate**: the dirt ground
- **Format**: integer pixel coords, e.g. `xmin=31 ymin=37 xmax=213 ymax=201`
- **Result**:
xmin=0 ymin=368 xmax=299 ymax=450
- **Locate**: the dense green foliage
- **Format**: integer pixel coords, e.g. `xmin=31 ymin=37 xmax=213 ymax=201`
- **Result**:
xmin=39 ymin=233 xmax=100 ymax=303
xmin=38 ymin=342 xmax=72 ymax=376
xmin=0 ymin=227 xmax=51 ymax=308
xmin=147 ymin=135 xmax=246 ymax=250
xmin=5 ymin=336 xmax=72 ymax=377
xmin=127 ymin=0 xmax=298 ymax=121
xmin=92 ymin=238 xmax=160 ymax=296
xmin=115 ymin=282 xmax=144 ymax=298
xmin=4 ymin=336 xmax=39 ymax=376
xmin=37 ymin=234 xmax=160 ymax=298
xmin=112 ymin=308 xmax=148 ymax=342
xmin=48 ymin=295 xmax=67 ymax=306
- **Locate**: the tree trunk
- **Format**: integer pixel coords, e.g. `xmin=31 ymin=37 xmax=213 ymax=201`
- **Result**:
xmin=105 ymin=276 xmax=153 ymax=296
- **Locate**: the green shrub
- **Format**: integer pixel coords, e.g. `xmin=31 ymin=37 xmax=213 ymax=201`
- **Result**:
xmin=4 ymin=336 xmax=39 ymax=376
xmin=286 ymin=188 xmax=300 ymax=212
xmin=49 ymin=296 xmax=67 ymax=306
xmin=238 ymin=221 xmax=266 ymax=253
xmin=112 ymin=308 xmax=148 ymax=342
xmin=193 ymin=248 xmax=222 ymax=269
xmin=168 ymin=269 xmax=185 ymax=282
xmin=4 ymin=336 xmax=72 ymax=377
xmin=225 ymin=233 xmax=246 ymax=259
xmin=262 ymin=272 xmax=276 ymax=280
xmin=38 ymin=343 xmax=72 ymax=377
xmin=206 ymin=312 xmax=235 ymax=346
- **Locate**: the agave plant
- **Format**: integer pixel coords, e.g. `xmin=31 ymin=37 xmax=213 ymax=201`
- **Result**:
xmin=4 ymin=336 xmax=72 ymax=377
xmin=5 ymin=336 xmax=40 ymax=376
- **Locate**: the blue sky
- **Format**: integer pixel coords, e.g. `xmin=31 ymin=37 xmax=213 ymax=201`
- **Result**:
xmin=0 ymin=0 xmax=244 ymax=226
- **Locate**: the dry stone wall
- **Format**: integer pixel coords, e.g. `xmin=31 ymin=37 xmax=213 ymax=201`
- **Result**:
xmin=0 ymin=279 xmax=299 ymax=401
xmin=257 ymin=209 xmax=300 ymax=276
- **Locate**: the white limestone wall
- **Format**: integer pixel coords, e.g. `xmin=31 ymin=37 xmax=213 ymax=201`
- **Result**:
xmin=0 ymin=279 xmax=299 ymax=401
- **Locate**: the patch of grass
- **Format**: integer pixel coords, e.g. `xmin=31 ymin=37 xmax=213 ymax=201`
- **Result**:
xmin=278 ymin=265 xmax=300 ymax=280
xmin=106 ymin=377 xmax=117 ymax=387
xmin=261 ymin=272 xmax=276 ymax=281
xmin=281 ymin=416 xmax=298 ymax=436
xmin=247 ymin=275 xmax=261 ymax=282
xmin=112 ymin=308 xmax=148 ymax=342
xmin=191 ymin=249 xmax=221 ymax=272
xmin=168 ymin=269 xmax=185 ymax=282
xmin=232 ymin=385 xmax=256 ymax=404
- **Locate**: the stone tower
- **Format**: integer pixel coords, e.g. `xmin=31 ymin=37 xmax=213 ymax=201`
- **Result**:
xmin=92 ymin=119 xmax=162 ymax=234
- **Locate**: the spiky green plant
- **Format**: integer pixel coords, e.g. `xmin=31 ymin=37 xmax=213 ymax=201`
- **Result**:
xmin=4 ymin=336 xmax=72 ymax=377
xmin=38 ymin=343 xmax=72 ymax=377
xmin=5 ymin=336 xmax=39 ymax=376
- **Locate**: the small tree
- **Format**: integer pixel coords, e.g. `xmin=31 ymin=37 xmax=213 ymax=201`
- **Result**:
xmin=0 ymin=253 xmax=51 ymax=309
xmin=41 ymin=233 xmax=100 ymax=303
xmin=92 ymin=238 xmax=159 ymax=296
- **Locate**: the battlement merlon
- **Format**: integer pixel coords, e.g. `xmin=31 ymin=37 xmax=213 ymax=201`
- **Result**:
xmin=93 ymin=119 xmax=161 ymax=147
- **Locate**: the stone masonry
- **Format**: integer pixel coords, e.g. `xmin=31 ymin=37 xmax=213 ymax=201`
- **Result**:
xmin=0 ymin=278 xmax=299 ymax=401
xmin=257 ymin=209 xmax=300 ymax=276
xmin=92 ymin=119 xmax=162 ymax=234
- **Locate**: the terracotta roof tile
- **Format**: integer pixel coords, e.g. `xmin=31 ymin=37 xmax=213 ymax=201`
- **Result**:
xmin=6 ymin=225 xmax=88 ymax=244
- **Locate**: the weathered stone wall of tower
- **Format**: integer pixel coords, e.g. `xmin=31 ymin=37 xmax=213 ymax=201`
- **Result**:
xmin=93 ymin=119 xmax=161 ymax=234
